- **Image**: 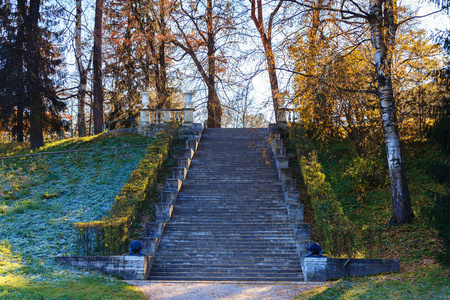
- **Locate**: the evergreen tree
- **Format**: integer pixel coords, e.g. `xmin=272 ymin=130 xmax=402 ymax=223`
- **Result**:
xmin=0 ymin=0 xmax=65 ymax=148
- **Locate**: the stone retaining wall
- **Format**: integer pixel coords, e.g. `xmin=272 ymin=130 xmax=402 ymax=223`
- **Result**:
xmin=302 ymin=257 xmax=400 ymax=281
xmin=55 ymin=256 xmax=151 ymax=280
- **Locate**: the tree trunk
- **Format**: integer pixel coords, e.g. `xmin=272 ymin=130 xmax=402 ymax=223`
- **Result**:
xmin=77 ymin=73 xmax=88 ymax=137
xmin=171 ymin=0 xmax=222 ymax=126
xmin=250 ymin=0 xmax=283 ymax=120
xmin=16 ymin=103 xmax=24 ymax=142
xmin=206 ymin=0 xmax=222 ymax=128
xmin=369 ymin=0 xmax=414 ymax=224
xmin=25 ymin=0 xmax=43 ymax=149
xmin=157 ymin=40 xmax=169 ymax=108
xmin=93 ymin=0 xmax=104 ymax=134
xmin=263 ymin=40 xmax=281 ymax=115
xmin=15 ymin=3 xmax=25 ymax=143
xmin=157 ymin=0 xmax=169 ymax=108
xmin=75 ymin=0 xmax=87 ymax=137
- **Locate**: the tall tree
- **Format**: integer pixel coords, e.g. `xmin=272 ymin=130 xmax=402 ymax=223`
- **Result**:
xmin=367 ymin=0 xmax=414 ymax=224
xmin=75 ymin=0 xmax=91 ymax=137
xmin=93 ymin=0 xmax=104 ymax=134
xmin=0 ymin=0 xmax=26 ymax=141
xmin=249 ymin=0 xmax=284 ymax=119
xmin=290 ymin=0 xmax=344 ymax=140
xmin=104 ymin=0 xmax=174 ymax=128
xmin=131 ymin=0 xmax=173 ymax=108
xmin=21 ymin=0 xmax=43 ymax=148
xmin=1 ymin=1 xmax=65 ymax=146
xmin=171 ymin=0 xmax=236 ymax=128
xmin=147 ymin=0 xmax=171 ymax=108
xmin=288 ymin=0 xmax=418 ymax=223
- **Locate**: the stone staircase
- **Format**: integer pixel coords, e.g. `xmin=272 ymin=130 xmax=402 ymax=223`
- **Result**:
xmin=148 ymin=128 xmax=305 ymax=281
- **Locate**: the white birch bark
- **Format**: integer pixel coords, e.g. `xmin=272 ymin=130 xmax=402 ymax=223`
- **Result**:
xmin=75 ymin=0 xmax=88 ymax=137
xmin=368 ymin=0 xmax=414 ymax=224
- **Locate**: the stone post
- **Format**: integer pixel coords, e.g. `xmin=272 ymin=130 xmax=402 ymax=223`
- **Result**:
xmin=183 ymin=108 xmax=195 ymax=125
xmin=137 ymin=92 xmax=150 ymax=136
xmin=163 ymin=110 xmax=171 ymax=123
xmin=276 ymin=108 xmax=287 ymax=123
xmin=139 ymin=92 xmax=150 ymax=124
xmin=302 ymin=257 xmax=328 ymax=281
xmin=184 ymin=92 xmax=194 ymax=108
xmin=140 ymin=109 xmax=150 ymax=124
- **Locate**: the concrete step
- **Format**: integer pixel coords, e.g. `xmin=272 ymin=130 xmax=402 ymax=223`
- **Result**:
xmin=148 ymin=275 xmax=303 ymax=281
xmin=150 ymin=269 xmax=302 ymax=276
xmin=148 ymin=128 xmax=305 ymax=282
xmin=157 ymin=244 xmax=298 ymax=251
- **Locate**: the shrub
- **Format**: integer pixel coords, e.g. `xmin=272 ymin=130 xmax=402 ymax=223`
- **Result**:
xmin=287 ymin=124 xmax=356 ymax=257
xmin=73 ymin=129 xmax=176 ymax=255
xmin=430 ymin=192 xmax=450 ymax=266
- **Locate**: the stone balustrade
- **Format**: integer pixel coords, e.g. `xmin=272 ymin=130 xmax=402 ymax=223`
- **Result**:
xmin=276 ymin=108 xmax=299 ymax=124
xmin=138 ymin=108 xmax=196 ymax=137
xmin=140 ymin=108 xmax=194 ymax=125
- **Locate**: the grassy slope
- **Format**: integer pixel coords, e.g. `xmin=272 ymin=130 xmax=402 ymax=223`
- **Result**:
xmin=296 ymin=138 xmax=450 ymax=299
xmin=0 ymin=133 xmax=149 ymax=299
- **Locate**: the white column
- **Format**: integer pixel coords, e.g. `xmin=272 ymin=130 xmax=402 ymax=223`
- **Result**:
xmin=139 ymin=92 xmax=150 ymax=124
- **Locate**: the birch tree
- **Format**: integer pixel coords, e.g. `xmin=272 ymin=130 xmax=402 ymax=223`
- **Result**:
xmin=287 ymin=0 xmax=418 ymax=223
xmin=75 ymin=0 xmax=91 ymax=137
xmin=366 ymin=0 xmax=414 ymax=224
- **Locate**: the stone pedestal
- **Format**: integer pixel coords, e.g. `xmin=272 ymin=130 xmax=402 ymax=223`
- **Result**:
xmin=183 ymin=108 xmax=195 ymax=124
xmin=140 ymin=108 xmax=150 ymax=124
xmin=276 ymin=108 xmax=287 ymax=123
xmin=303 ymin=257 xmax=328 ymax=281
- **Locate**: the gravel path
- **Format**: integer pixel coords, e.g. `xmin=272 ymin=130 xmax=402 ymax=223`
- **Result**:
xmin=128 ymin=281 xmax=323 ymax=300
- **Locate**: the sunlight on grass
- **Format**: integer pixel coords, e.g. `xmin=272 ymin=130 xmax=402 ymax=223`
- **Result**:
xmin=299 ymin=265 xmax=450 ymax=299
xmin=0 ymin=273 xmax=146 ymax=300
xmin=0 ymin=241 xmax=21 ymax=274
xmin=0 ymin=134 xmax=151 ymax=299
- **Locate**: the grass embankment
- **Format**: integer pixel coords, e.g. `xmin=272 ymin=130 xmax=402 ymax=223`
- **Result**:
xmin=0 ymin=133 xmax=151 ymax=299
xmin=73 ymin=128 xmax=183 ymax=255
xmin=286 ymin=125 xmax=450 ymax=299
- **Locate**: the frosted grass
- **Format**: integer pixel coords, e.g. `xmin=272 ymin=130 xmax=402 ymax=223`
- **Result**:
xmin=0 ymin=146 xmax=148 ymax=279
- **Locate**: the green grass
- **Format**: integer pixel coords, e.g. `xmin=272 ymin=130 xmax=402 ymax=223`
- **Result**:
xmin=289 ymin=130 xmax=450 ymax=299
xmin=310 ymin=139 xmax=448 ymax=263
xmin=299 ymin=265 xmax=450 ymax=300
xmin=0 ymin=240 xmax=145 ymax=299
xmin=0 ymin=132 xmax=151 ymax=158
xmin=0 ymin=133 xmax=151 ymax=298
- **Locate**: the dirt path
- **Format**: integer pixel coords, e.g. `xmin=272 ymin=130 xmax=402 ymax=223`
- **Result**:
xmin=128 ymin=281 xmax=323 ymax=300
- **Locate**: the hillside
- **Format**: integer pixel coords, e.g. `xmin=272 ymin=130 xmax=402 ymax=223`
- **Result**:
xmin=0 ymin=133 xmax=149 ymax=299
xmin=286 ymin=126 xmax=450 ymax=299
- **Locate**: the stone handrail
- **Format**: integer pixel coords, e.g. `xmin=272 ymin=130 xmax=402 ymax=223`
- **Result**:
xmin=276 ymin=108 xmax=300 ymax=124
